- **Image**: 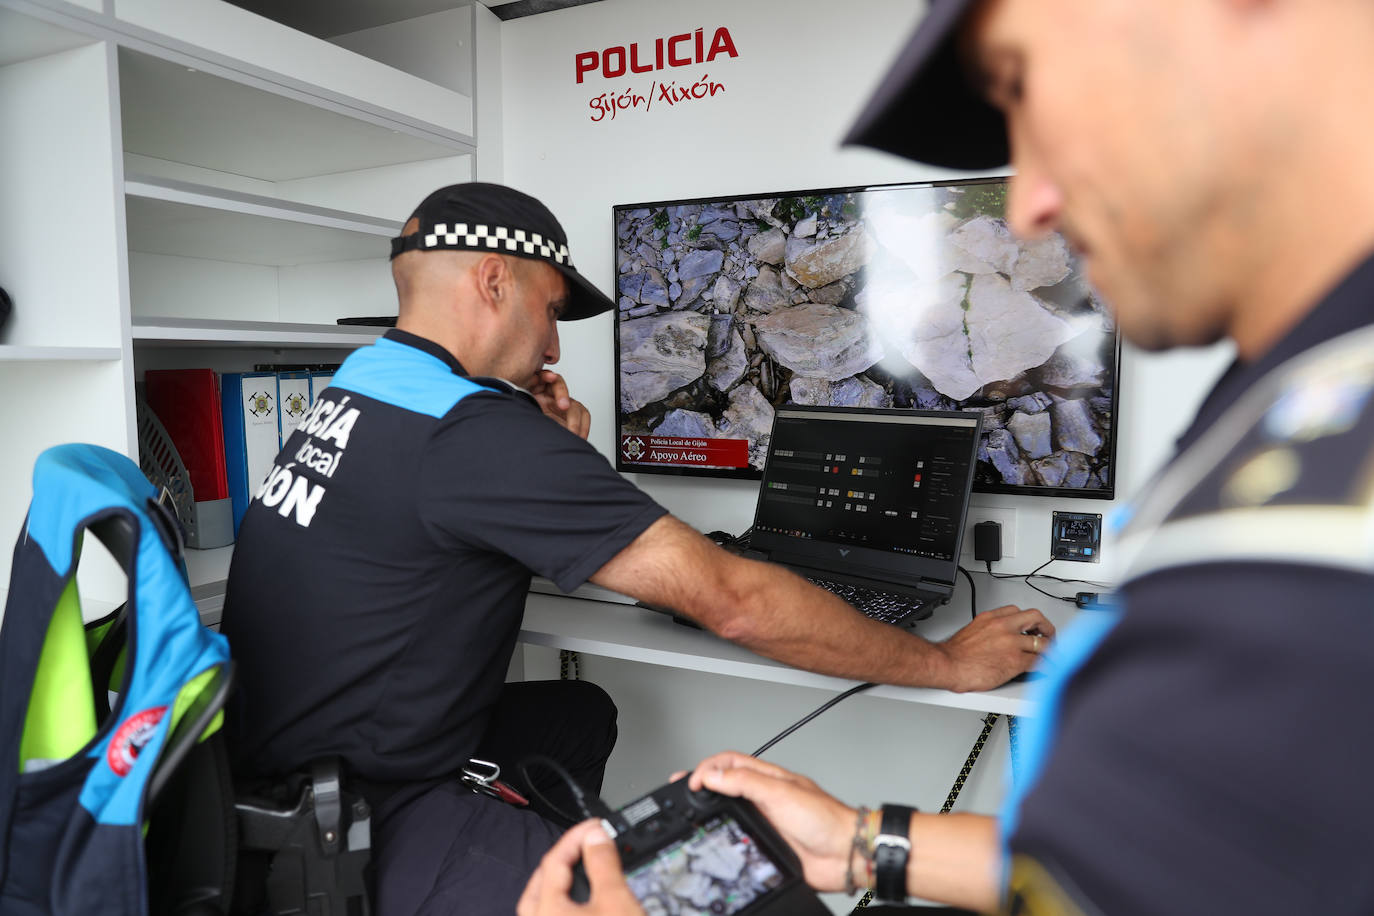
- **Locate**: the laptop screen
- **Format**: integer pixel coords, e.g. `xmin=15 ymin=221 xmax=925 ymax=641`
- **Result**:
xmin=751 ymin=406 xmax=983 ymax=588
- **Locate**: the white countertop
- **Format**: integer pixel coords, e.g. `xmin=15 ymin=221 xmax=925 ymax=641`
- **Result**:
xmin=520 ymin=571 xmax=1084 ymax=718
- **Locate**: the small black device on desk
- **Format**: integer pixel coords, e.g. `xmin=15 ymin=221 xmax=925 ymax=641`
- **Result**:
xmin=570 ymin=775 xmax=828 ymax=915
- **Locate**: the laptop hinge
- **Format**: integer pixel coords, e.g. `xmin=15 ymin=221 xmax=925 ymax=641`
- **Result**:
xmin=918 ymin=579 xmax=954 ymax=600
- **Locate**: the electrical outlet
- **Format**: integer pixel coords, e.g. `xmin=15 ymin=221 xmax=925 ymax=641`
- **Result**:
xmin=961 ymin=506 xmax=1017 ymax=558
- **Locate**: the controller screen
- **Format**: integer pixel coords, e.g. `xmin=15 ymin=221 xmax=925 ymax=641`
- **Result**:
xmin=624 ymin=814 xmax=785 ymax=915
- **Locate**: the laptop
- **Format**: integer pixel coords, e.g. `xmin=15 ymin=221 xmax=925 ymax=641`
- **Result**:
xmin=747 ymin=405 xmax=984 ymax=628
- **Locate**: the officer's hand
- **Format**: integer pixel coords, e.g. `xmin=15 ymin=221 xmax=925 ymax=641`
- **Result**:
xmin=531 ymin=369 xmax=591 ymax=439
xmin=684 ymin=752 xmax=856 ymax=893
xmin=516 ymin=819 xmax=642 ymax=916
xmin=938 ymin=604 xmax=1055 ymax=691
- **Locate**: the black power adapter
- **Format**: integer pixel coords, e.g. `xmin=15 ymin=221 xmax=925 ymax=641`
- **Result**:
xmin=973 ymin=521 xmax=1002 ymax=562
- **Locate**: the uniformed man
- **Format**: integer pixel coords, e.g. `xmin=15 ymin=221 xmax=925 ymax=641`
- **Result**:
xmin=518 ymin=0 xmax=1374 ymax=914
xmin=220 ymin=181 xmax=1052 ymax=915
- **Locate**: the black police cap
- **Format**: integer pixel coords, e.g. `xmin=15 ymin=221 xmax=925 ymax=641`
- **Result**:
xmin=391 ymin=182 xmax=614 ymax=321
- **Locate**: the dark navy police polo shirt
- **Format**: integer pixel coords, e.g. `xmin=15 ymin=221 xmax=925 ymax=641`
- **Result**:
xmin=1006 ymin=255 xmax=1374 ymax=914
xmin=221 ymin=329 xmax=666 ymax=785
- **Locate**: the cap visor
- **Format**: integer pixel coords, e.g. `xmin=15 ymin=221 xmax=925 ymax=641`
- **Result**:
xmin=843 ymin=0 xmax=1008 ymax=169
xmin=557 ymin=265 xmax=616 ymax=321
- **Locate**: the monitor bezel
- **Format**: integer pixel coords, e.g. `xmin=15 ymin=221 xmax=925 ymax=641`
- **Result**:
xmin=612 ymin=176 xmax=1121 ymax=500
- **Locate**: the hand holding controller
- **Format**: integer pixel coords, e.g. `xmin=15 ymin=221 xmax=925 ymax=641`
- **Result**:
xmin=566 ymin=772 xmax=828 ymax=915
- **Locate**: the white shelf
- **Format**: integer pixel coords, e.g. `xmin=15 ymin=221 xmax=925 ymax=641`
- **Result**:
xmin=0 ymin=344 xmax=122 ymax=361
xmin=118 ymin=46 xmax=467 ymax=183
xmin=124 ymin=174 xmax=400 ymax=269
xmin=124 ymin=194 xmax=396 ymax=267
xmin=132 ymin=316 xmax=386 ymax=348
xmin=126 ymin=175 xmax=401 ymax=236
xmin=184 ymin=543 xmax=232 ymax=589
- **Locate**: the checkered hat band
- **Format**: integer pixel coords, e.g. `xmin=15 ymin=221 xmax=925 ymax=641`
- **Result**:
xmin=409 ymin=222 xmax=572 ymax=265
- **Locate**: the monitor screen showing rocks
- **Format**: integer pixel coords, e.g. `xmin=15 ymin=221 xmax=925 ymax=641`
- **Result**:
xmin=614 ymin=178 xmax=1118 ymax=497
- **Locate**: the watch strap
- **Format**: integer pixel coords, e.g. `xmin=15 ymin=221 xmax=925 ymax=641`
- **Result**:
xmin=874 ymin=804 xmax=916 ymax=902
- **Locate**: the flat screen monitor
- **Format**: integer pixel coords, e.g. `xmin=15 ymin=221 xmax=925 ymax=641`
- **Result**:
xmin=613 ymin=177 xmax=1121 ymax=498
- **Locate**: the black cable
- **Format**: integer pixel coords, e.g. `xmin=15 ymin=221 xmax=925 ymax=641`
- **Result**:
xmin=958 ymin=565 xmax=978 ymax=620
xmin=985 ymin=559 xmax=1077 ymax=604
xmin=983 ymin=556 xmax=1111 ymax=590
xmin=520 ymin=680 xmax=883 ymax=823
xmin=517 ymin=754 xmax=615 ymax=825
xmin=1030 ymin=571 xmax=1113 ymax=588
xmin=751 ymin=681 xmax=878 ymax=758
xmin=983 ymin=557 xmax=1051 ymax=580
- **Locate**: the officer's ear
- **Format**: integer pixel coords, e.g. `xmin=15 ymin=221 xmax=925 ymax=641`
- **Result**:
xmin=473 ymin=253 xmax=511 ymax=309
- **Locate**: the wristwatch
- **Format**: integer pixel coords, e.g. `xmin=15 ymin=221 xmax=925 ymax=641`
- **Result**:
xmin=873 ymin=804 xmax=916 ymax=903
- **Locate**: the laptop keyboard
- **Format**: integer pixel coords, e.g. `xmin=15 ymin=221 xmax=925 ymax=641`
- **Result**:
xmin=807 ymin=576 xmax=927 ymax=626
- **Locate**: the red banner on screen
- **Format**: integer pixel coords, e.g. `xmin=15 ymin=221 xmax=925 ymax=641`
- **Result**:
xmin=620 ymin=435 xmax=748 ymax=469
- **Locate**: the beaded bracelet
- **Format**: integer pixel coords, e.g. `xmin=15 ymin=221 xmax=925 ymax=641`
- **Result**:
xmin=844 ymin=806 xmax=871 ymax=895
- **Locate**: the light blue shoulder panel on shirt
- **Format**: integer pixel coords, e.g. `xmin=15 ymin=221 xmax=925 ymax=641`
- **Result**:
xmin=330 ymin=337 xmax=496 ymax=418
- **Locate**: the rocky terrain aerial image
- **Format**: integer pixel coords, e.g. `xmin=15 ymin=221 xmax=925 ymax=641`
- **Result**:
xmin=615 ymin=181 xmax=1117 ymax=492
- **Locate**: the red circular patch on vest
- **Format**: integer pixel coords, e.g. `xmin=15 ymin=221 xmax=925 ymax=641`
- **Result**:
xmin=106 ymin=706 xmax=168 ymax=777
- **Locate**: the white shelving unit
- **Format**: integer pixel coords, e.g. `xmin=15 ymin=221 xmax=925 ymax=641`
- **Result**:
xmin=132 ymin=317 xmax=386 ymax=349
xmin=1 ymin=0 xmax=490 ymax=599
xmin=0 ymin=345 xmax=123 ymax=361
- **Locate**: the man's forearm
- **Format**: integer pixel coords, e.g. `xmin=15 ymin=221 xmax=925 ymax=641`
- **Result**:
xmin=904 ymin=812 xmax=1002 ymax=912
xmin=702 ymin=556 xmax=957 ymax=688
xmin=592 ymin=516 xmax=955 ymax=688
xmin=591 ymin=515 xmax=1042 ymax=691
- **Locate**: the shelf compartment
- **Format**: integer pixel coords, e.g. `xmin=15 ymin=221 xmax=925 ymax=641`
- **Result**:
xmin=126 ymin=174 xmax=401 ymax=237
xmin=124 ymin=178 xmax=400 ymax=267
xmin=132 ymin=316 xmax=386 ymax=348
xmin=114 ymin=17 xmax=472 ymax=173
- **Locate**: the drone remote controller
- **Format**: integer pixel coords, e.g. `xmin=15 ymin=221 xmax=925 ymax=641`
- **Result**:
xmin=570 ymin=774 xmax=828 ymax=915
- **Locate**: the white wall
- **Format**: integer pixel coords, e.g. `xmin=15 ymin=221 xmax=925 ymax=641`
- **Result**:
xmin=326 ymin=7 xmax=474 ymax=98
xmin=500 ymin=0 xmax=1233 ymax=580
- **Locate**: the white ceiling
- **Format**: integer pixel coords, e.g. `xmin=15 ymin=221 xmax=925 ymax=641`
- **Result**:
xmin=224 ymin=0 xmax=604 ymax=38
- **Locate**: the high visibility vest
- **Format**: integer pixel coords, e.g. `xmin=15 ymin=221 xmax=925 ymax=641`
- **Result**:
xmin=0 ymin=444 xmax=230 ymax=916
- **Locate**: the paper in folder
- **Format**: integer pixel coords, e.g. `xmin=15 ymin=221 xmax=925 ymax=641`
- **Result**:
xmin=221 ymin=371 xmax=281 ymax=535
xmin=308 ymin=369 xmax=335 ymax=404
xmin=276 ymin=371 xmax=313 ymax=446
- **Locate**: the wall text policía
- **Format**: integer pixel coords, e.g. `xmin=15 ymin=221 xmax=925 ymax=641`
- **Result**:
xmin=576 ymin=26 xmax=738 ymax=122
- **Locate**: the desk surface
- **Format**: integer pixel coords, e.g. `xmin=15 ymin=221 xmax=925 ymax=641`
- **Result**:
xmin=58 ymin=566 xmax=1085 ymax=719
xmin=520 ymin=571 xmax=1083 ymax=718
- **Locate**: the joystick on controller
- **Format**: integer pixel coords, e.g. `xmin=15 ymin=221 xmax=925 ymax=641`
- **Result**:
xmin=684 ymin=780 xmax=722 ymax=812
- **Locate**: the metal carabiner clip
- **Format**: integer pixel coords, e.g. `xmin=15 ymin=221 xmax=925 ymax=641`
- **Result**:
xmin=459 ymin=758 xmax=529 ymax=807
xmin=460 ymin=758 xmax=502 ymax=796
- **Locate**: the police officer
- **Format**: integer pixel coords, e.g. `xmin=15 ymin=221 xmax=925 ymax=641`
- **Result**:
xmin=221 ymin=181 xmax=1053 ymax=915
xmin=519 ymin=0 xmax=1374 ymax=913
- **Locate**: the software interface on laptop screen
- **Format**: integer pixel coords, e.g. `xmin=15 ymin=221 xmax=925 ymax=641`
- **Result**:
xmin=755 ymin=409 xmax=981 ymax=564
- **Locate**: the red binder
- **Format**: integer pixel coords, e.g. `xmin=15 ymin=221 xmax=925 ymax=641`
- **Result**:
xmin=144 ymin=369 xmax=229 ymax=501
